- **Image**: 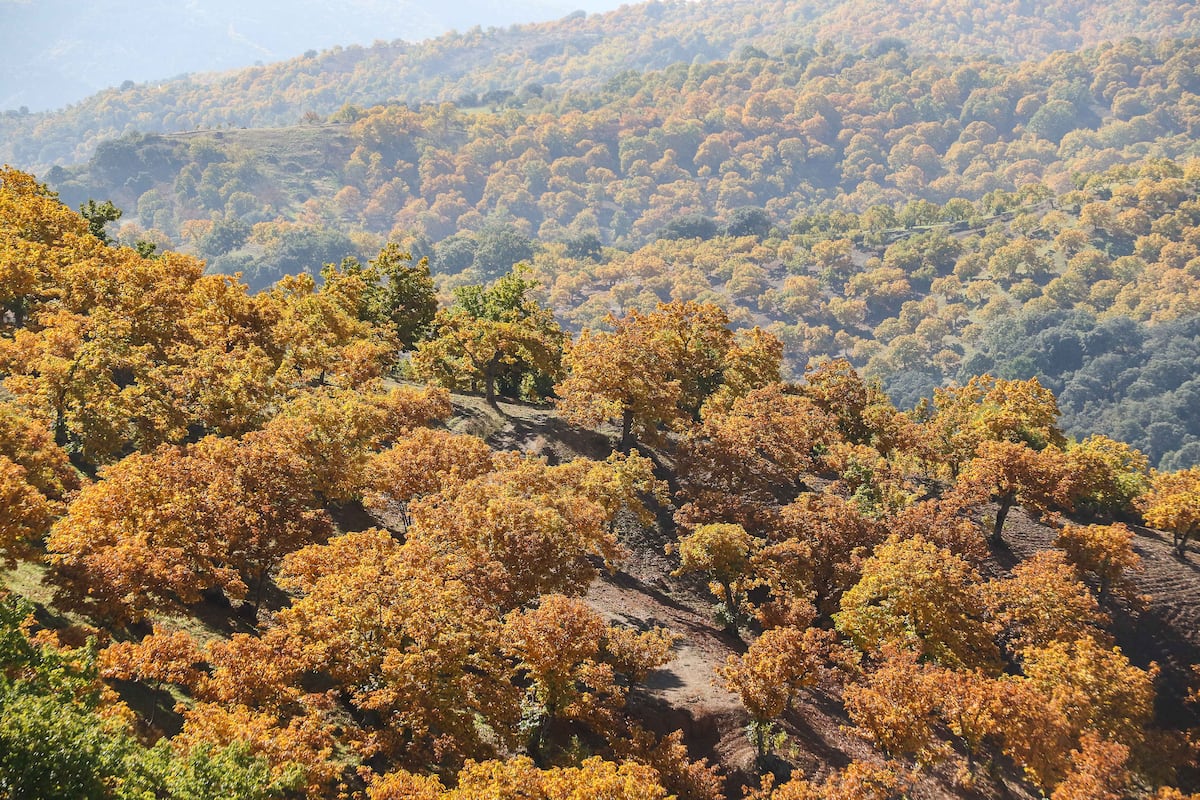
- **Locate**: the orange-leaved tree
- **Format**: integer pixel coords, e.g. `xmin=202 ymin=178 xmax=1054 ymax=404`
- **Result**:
xmin=274 ymin=530 xmax=520 ymax=770
xmin=984 ymin=550 xmax=1108 ymax=655
xmin=1054 ymin=523 xmax=1142 ymax=605
xmin=675 ymin=383 xmax=837 ymax=533
xmin=503 ymin=594 xmax=675 ymax=754
xmin=46 ymin=445 xmax=247 ymax=622
xmin=365 ymin=428 xmax=494 ymax=531
xmin=954 ymin=439 xmax=1072 ymax=545
xmin=719 ymin=625 xmax=841 ymax=757
xmin=557 ymin=300 xmax=779 ymax=451
xmin=407 ymin=451 xmax=659 ymax=608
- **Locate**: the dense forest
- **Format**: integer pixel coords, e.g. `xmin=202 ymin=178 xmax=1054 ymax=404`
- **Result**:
xmin=31 ymin=33 xmax=1200 ymax=466
xmin=5 ymin=164 xmax=1200 ymax=799
xmin=5 ymin=0 xmax=1200 ymax=797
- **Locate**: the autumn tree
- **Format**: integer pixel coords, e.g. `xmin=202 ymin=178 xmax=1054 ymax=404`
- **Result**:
xmin=775 ymin=493 xmax=885 ymax=613
xmin=799 ymin=358 xmax=876 ymax=444
xmin=193 ymin=433 xmax=334 ymax=613
xmin=672 ymin=522 xmax=759 ymax=632
xmin=503 ymin=594 xmax=674 ymax=754
xmin=719 ymin=625 xmax=840 ymax=757
xmin=835 ymin=535 xmax=1000 ymax=670
xmin=1138 ymin=467 xmax=1200 ymax=558
xmin=1 ymin=247 xmax=205 ymax=465
xmin=841 ymin=648 xmax=942 ymax=761
xmin=764 ymin=760 xmax=913 ymax=800
xmin=1023 ymin=636 xmax=1157 ymax=756
xmin=374 ymin=755 xmax=672 ymax=800
xmin=171 ymin=273 xmax=288 ymax=437
xmin=365 ymin=428 xmax=494 ymax=531
xmin=268 ymin=267 xmax=396 ymax=388
xmin=1050 ymin=734 xmax=1131 ymax=800
xmin=558 ymin=300 xmax=779 ymax=451
xmin=1065 ymin=435 xmax=1150 ymax=519
xmin=954 ymin=439 xmax=1072 ymax=545
xmin=675 ymin=383 xmax=837 ymax=533
xmin=1054 ymin=523 xmax=1142 ymax=604
xmin=0 ymin=401 xmax=78 ymax=562
xmin=46 ymin=446 xmax=247 ymax=622
xmin=407 ymin=452 xmax=659 ymax=608
xmin=556 ymin=314 xmax=682 ymax=451
xmin=984 ymin=550 xmax=1107 ymax=654
xmin=254 ymin=383 xmax=450 ymax=504
xmin=923 ymin=375 xmax=1066 ymax=478
xmin=274 ymin=530 xmax=520 ymax=769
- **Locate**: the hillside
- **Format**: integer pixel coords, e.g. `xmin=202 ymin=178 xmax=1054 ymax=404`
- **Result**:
xmin=4 ymin=0 xmax=1200 ymax=169
xmin=3 ymin=172 xmax=1200 ymax=797
xmin=469 ymin=395 xmax=1200 ymax=796
xmin=6 ymin=0 xmax=1200 ymax=797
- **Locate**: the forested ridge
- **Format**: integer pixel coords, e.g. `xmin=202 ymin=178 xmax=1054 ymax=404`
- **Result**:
xmin=4 ymin=0 xmax=1200 ymax=168
xmin=3 ymin=166 xmax=1200 ymax=799
xmin=37 ymin=38 xmax=1200 ymax=466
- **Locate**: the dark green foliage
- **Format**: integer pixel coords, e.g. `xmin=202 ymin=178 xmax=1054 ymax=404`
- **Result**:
xmin=196 ymin=217 xmax=250 ymax=258
xmin=563 ymin=231 xmax=603 ymax=261
xmin=367 ymin=243 xmax=438 ymax=349
xmin=0 ymin=593 xmax=290 ymax=800
xmin=435 ymin=234 xmax=479 ymax=274
xmin=0 ymin=690 xmax=133 ymax=800
xmin=473 ymin=225 xmax=535 ymax=279
xmin=960 ymin=310 xmax=1200 ymax=468
xmin=253 ymin=226 xmax=358 ymax=290
xmin=723 ymin=207 xmax=772 ymax=239
xmin=659 ymin=213 xmax=718 ymax=241
xmin=79 ymin=199 xmax=122 ymax=245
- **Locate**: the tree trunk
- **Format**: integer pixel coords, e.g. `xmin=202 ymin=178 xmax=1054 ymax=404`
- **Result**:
xmin=991 ymin=493 xmax=1014 ymax=545
xmin=1175 ymin=526 xmax=1195 ymax=559
xmin=619 ymin=406 xmax=635 ymax=453
xmin=722 ymin=580 xmax=740 ymax=637
xmin=484 ymin=370 xmax=497 ymax=407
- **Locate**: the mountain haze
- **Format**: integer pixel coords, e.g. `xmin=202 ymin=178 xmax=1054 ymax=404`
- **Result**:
xmin=0 ymin=0 xmax=625 ymax=113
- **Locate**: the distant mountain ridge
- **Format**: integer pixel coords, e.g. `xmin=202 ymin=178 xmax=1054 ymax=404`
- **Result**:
xmin=4 ymin=0 xmax=1199 ymax=171
xmin=0 ymin=0 xmax=623 ymax=114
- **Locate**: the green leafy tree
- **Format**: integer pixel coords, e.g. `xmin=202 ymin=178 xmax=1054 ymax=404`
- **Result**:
xmin=365 ymin=243 xmax=437 ymax=350
xmin=79 ymin=199 xmax=122 ymax=245
xmin=411 ymin=267 xmax=563 ymax=405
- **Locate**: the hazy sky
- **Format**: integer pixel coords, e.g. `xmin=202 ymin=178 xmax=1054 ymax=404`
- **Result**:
xmin=0 ymin=0 xmax=629 ymax=112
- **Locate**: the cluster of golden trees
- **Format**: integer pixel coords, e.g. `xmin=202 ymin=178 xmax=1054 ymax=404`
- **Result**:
xmin=5 ymin=169 xmax=1200 ymax=798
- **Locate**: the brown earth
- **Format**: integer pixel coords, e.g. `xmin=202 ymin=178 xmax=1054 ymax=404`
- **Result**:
xmin=469 ymin=395 xmax=1199 ymax=798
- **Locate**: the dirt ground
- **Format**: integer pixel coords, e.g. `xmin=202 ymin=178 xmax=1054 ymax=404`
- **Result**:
xmin=460 ymin=396 xmax=1197 ymax=798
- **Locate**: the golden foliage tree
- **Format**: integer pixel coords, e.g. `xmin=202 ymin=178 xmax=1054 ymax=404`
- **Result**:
xmin=835 ymin=535 xmax=999 ymax=670
xmin=1138 ymin=466 xmax=1200 ymax=558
